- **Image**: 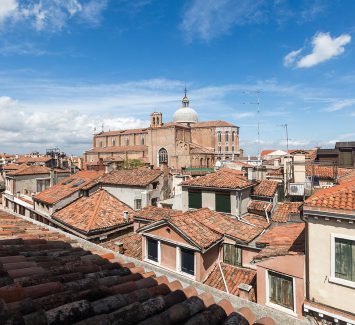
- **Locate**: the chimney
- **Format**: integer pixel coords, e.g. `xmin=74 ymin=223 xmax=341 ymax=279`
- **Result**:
xmin=50 ymin=169 xmax=55 ymax=187
xmin=123 ymin=211 xmax=129 ymax=223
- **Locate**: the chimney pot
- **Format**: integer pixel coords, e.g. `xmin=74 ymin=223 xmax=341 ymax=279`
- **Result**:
xmin=123 ymin=211 xmax=129 ymax=222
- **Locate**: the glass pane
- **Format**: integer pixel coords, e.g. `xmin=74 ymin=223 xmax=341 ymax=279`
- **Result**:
xmin=147 ymin=238 xmax=158 ymax=262
xmin=181 ymin=248 xmax=194 ymax=275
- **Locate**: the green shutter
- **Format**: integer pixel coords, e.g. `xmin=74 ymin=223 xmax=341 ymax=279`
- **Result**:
xmin=216 ymin=192 xmax=231 ymax=213
xmin=188 ymin=191 xmax=202 ymax=209
xmin=335 ymin=238 xmax=355 ymax=282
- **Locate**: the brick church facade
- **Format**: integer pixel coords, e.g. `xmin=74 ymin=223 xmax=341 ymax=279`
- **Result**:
xmin=84 ymin=94 xmax=240 ymax=170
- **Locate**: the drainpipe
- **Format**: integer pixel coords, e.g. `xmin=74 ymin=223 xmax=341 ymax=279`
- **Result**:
xmin=217 ymin=247 xmax=229 ymax=294
xmin=264 ymin=202 xmax=272 ymax=224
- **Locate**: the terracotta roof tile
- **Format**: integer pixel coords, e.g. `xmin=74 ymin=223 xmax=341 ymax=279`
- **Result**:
xmin=86 ymin=145 xmax=147 ymax=153
xmin=254 ymin=223 xmax=305 ymax=262
xmin=16 ymin=156 xmax=52 ymax=164
xmin=272 ymin=202 xmax=302 ymax=223
xmin=260 ymin=150 xmax=276 ymax=156
xmin=247 ymin=201 xmax=272 ymax=216
xmin=53 ymin=189 xmax=134 ymax=234
xmin=100 ymin=168 xmax=162 ymax=187
xmin=266 ymin=168 xmax=283 ymax=177
xmin=0 ymin=210 xmax=262 ymax=324
xmin=96 ymin=128 xmax=148 ymax=136
xmin=181 ymin=169 xmax=252 ymax=189
xmin=253 ymin=180 xmax=278 ymax=197
xmin=134 ymin=206 xmax=180 ymax=222
xmin=338 ymin=169 xmax=355 ymax=184
xmin=190 ymin=209 xmax=268 ymax=243
xmin=8 ymin=166 xmax=51 ymax=176
xmin=192 ymin=120 xmax=236 ymax=128
xmin=306 ymin=165 xmax=354 ymax=180
xmin=1 ymin=163 xmax=23 ymax=171
xmin=304 ymin=180 xmax=355 ymax=213
xmin=204 ymin=263 xmax=256 ymax=300
xmin=33 ymin=170 xmax=104 ymax=204
xmin=100 ymin=233 xmax=143 ymax=260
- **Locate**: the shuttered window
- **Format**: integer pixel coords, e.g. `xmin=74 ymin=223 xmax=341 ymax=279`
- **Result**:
xmin=335 ymin=238 xmax=355 ymax=282
xmin=215 ymin=192 xmax=231 ymax=213
xmin=147 ymin=238 xmax=158 ymax=262
xmin=269 ymin=271 xmax=294 ymax=310
xmin=188 ymin=191 xmax=202 ymax=209
xmin=181 ymin=248 xmax=195 ymax=275
xmin=223 ymin=244 xmax=242 ymax=267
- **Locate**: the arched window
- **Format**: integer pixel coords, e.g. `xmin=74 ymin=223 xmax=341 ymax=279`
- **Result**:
xmin=141 ymin=135 xmax=145 ymax=145
xmin=232 ymin=131 xmax=235 ymax=142
xmin=159 ymin=148 xmax=168 ymax=164
xmin=217 ymin=131 xmax=222 ymax=143
xmin=225 ymin=131 xmax=229 ymax=142
xmin=152 ymin=117 xmax=156 ymax=126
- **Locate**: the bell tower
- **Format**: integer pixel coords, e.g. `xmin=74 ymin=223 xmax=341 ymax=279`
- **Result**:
xmin=150 ymin=112 xmax=163 ymax=128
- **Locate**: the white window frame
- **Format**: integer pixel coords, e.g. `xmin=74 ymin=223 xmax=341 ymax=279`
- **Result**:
xmin=330 ymin=233 xmax=355 ymax=289
xmin=266 ymin=269 xmax=297 ymax=317
xmin=176 ymin=246 xmax=196 ymax=280
xmin=144 ymin=237 xmax=161 ymax=266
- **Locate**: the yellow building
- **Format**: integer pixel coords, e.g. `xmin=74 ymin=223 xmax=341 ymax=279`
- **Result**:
xmin=84 ymin=94 xmax=240 ymax=170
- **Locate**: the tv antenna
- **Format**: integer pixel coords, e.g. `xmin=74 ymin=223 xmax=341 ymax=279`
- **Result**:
xmin=243 ymin=90 xmax=262 ymax=156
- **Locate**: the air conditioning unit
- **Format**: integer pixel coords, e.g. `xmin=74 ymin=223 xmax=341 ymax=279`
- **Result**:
xmin=288 ymin=183 xmax=304 ymax=196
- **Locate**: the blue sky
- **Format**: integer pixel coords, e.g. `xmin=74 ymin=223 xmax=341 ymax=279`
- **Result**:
xmin=0 ymin=0 xmax=354 ymax=155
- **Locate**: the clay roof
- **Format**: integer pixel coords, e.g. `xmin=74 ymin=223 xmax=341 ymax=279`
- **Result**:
xmin=100 ymin=232 xmax=143 ymax=260
xmin=272 ymin=202 xmax=302 ymax=223
xmin=266 ymin=168 xmax=283 ymax=176
xmin=248 ymin=200 xmax=272 ymax=215
xmin=96 ymin=128 xmax=148 ymax=136
xmin=169 ymin=214 xmax=222 ymax=250
xmin=1 ymin=163 xmax=23 ymax=171
xmin=338 ymin=169 xmax=355 ymax=184
xmin=304 ymin=180 xmax=355 ymax=214
xmin=103 ymin=156 xmax=125 ymax=162
xmin=254 ymin=223 xmax=305 ymax=262
xmin=16 ymin=156 xmax=52 ymax=164
xmin=181 ymin=169 xmax=252 ymax=189
xmin=86 ymin=145 xmax=148 ymax=153
xmin=306 ymin=164 xmax=354 ymax=180
xmin=260 ymin=150 xmax=276 ymax=156
xmin=253 ymin=180 xmax=278 ymax=197
xmin=0 ymin=210 xmax=264 ymax=324
xmin=192 ymin=120 xmax=237 ymax=128
xmin=53 ymin=190 xmax=134 ymax=235
xmin=189 ymin=209 xmax=268 ymax=243
xmin=33 ymin=170 xmax=104 ymax=204
xmin=134 ymin=206 xmax=180 ymax=222
xmin=189 ymin=143 xmax=214 ymax=154
xmin=7 ymin=166 xmax=49 ymax=176
xmin=204 ymin=263 xmax=256 ymax=300
xmin=100 ymin=168 xmax=163 ymax=187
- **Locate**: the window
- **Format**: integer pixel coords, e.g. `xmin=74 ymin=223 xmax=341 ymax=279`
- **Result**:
xmin=151 ymin=198 xmax=158 ymax=206
xmin=225 ymin=131 xmax=229 ymax=142
xmin=37 ymin=179 xmax=50 ymax=192
xmin=269 ymin=271 xmax=294 ymax=310
xmin=159 ymin=148 xmax=168 ymax=164
xmin=152 ymin=182 xmax=158 ymax=189
xmin=181 ymin=248 xmax=195 ymax=275
xmin=99 ymin=141 xmax=103 ymax=148
xmin=223 ymin=244 xmax=242 ymax=267
xmin=188 ymin=190 xmax=202 ymax=209
xmin=71 ymin=179 xmax=85 ymax=188
xmin=125 ymin=137 xmax=129 ymax=146
xmin=141 ymin=135 xmax=145 ymax=145
xmin=217 ymin=131 xmax=222 ymax=143
xmin=112 ymin=139 xmax=116 ymax=146
xmin=225 ymin=146 xmax=229 ymax=152
xmin=218 ymin=146 xmax=222 ymax=153
xmin=215 ymin=192 xmax=231 ymax=213
xmin=147 ymin=238 xmax=158 ymax=262
xmin=134 ymin=199 xmax=142 ymax=210
xmin=232 ymin=131 xmax=235 ymax=142
xmin=335 ymin=238 xmax=355 ymax=282
xmin=232 ymin=146 xmax=235 ymax=153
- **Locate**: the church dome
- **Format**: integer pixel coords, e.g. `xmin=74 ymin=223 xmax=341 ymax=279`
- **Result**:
xmin=173 ymin=93 xmax=198 ymax=124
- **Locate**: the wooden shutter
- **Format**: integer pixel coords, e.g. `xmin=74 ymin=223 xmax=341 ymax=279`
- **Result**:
xmin=223 ymin=244 xmax=242 ymax=267
xmin=269 ymin=272 xmax=293 ymax=309
xmin=188 ymin=191 xmax=202 ymax=209
xmin=215 ymin=192 xmax=231 ymax=213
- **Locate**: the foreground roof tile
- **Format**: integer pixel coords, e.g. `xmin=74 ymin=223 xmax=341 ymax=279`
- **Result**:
xmin=0 ymin=210 xmax=265 ymax=324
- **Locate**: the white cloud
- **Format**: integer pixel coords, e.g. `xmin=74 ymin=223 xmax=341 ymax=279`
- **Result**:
xmin=283 ymin=48 xmax=302 ymax=67
xmin=325 ymin=98 xmax=355 ymax=112
xmin=181 ymin=0 xmax=266 ymax=42
xmin=0 ymin=0 xmax=107 ymax=32
xmin=280 ymin=139 xmax=310 ymax=147
xmin=285 ymin=32 xmax=351 ymax=68
xmin=0 ymin=0 xmax=17 ymax=23
xmin=235 ymin=112 xmax=255 ymax=119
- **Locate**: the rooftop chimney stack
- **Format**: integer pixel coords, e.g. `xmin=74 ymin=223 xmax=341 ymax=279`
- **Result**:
xmin=123 ymin=211 xmax=129 ymax=223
